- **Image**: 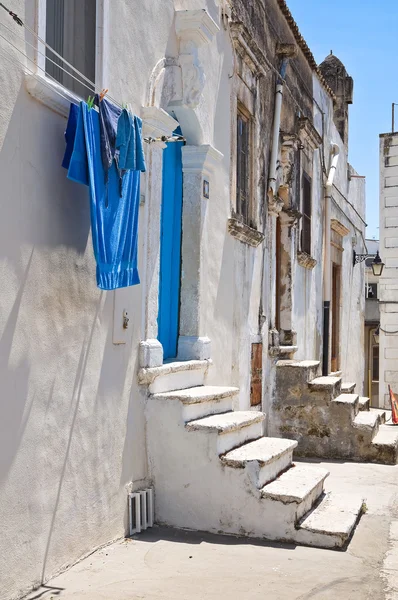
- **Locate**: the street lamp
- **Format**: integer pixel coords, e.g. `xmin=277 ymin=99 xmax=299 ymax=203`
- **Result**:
xmin=353 ymin=250 xmax=385 ymax=277
xmin=373 ymin=327 xmax=380 ymax=345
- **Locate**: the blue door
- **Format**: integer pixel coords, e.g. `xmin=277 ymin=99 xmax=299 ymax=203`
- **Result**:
xmin=158 ymin=132 xmax=184 ymax=360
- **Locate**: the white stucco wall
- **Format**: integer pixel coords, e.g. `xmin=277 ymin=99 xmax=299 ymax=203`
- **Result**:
xmin=379 ymin=132 xmax=398 ymax=409
xmin=0 ymin=2 xmax=367 ymax=598
xmin=0 ymin=1 xmax=264 ymax=598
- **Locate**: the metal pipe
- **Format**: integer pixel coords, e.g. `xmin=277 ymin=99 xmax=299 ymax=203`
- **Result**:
xmin=322 ymin=143 xmax=340 ymax=375
xmin=268 ymin=58 xmax=288 ymax=196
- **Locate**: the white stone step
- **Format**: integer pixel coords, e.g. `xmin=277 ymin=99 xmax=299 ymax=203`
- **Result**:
xmin=261 ymin=464 xmax=329 ymax=522
xmin=221 ymin=437 xmax=298 ymax=488
xmin=186 ymin=411 xmax=265 ymax=454
xmin=370 ymin=408 xmax=387 ymax=424
xmin=276 ymin=360 xmax=320 ymax=385
xmin=138 ymin=360 xmax=210 ymax=393
xmin=341 ymin=382 xmax=356 ymax=393
xmin=371 ymin=424 xmax=398 ymax=464
xmin=308 ymin=376 xmax=341 ymax=392
xmin=332 ymin=393 xmax=359 ymax=412
xmin=332 ymin=393 xmax=359 ymax=419
xmin=151 ymin=386 xmax=238 ymax=421
xmin=353 ymin=410 xmax=380 ymax=430
xmin=295 ymin=492 xmax=364 ymax=549
xmin=358 ymin=396 xmax=370 ymax=411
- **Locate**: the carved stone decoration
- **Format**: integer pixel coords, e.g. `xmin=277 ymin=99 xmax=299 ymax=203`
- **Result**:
xmin=297 ymin=251 xmax=317 ymax=270
xmin=175 ymin=10 xmax=219 ymax=109
xmin=268 ymin=193 xmax=284 ymax=217
xmin=297 ymin=116 xmax=322 ymax=151
xmin=279 ymin=133 xmax=299 ymax=195
xmin=227 ymin=218 xmax=265 ymax=247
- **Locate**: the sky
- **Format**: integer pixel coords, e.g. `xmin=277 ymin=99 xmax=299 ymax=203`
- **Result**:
xmin=287 ymin=0 xmax=398 ymax=240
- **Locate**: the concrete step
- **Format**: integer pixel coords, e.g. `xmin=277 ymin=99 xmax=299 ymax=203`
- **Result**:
xmin=371 ymin=424 xmax=398 ymax=464
xmin=353 ymin=410 xmax=380 ymax=431
xmin=329 ymin=370 xmax=343 ymax=378
xmin=308 ymin=376 xmax=342 ymax=394
xmin=276 ymin=360 xmax=320 ymax=386
xmin=221 ymin=437 xmax=298 ymax=488
xmin=261 ymin=464 xmax=329 ymax=522
xmin=295 ymin=492 xmax=364 ymax=549
xmin=332 ymin=393 xmax=359 ymax=417
xmin=358 ymin=397 xmax=370 ymax=411
xmin=151 ymin=386 xmax=238 ymax=421
xmin=186 ymin=411 xmax=265 ymax=454
xmin=138 ymin=360 xmax=210 ymax=393
xmin=341 ymin=382 xmax=356 ymax=393
xmin=370 ymin=408 xmax=387 ymax=424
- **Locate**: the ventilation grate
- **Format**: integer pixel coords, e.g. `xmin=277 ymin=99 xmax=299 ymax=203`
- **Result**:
xmin=128 ymin=488 xmax=154 ymax=535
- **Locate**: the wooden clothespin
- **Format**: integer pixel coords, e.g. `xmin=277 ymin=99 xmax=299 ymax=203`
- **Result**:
xmin=99 ymin=88 xmax=108 ymax=102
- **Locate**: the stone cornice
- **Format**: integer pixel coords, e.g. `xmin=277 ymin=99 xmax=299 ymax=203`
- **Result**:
xmin=228 ymin=218 xmax=265 ymax=247
xmin=182 ymin=144 xmax=223 ymax=174
xmin=175 ymin=9 xmax=219 ymax=47
xmin=331 ymin=219 xmax=350 ymax=237
xmin=141 ymin=106 xmax=179 ymax=140
xmin=297 ymin=116 xmax=322 ymax=151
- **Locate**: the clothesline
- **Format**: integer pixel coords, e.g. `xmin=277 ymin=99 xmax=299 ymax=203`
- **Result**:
xmin=0 ymin=2 xmax=185 ymax=145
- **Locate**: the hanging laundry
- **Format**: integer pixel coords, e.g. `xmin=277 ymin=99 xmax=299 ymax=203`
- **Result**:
xmin=95 ymin=94 xmax=122 ymax=184
xmin=62 ymin=103 xmax=79 ymax=172
xmin=116 ymin=109 xmax=146 ymax=172
xmin=62 ymin=101 xmax=145 ymax=290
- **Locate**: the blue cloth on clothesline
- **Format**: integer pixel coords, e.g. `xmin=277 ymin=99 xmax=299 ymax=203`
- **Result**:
xmin=63 ymin=101 xmax=144 ymax=290
xmin=116 ymin=109 xmax=146 ymax=172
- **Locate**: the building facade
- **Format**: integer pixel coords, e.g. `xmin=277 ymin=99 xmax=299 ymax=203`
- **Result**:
xmin=379 ymin=132 xmax=398 ymax=409
xmin=0 ymin=1 xmax=367 ymax=598
xmin=363 ymin=239 xmax=380 ymax=406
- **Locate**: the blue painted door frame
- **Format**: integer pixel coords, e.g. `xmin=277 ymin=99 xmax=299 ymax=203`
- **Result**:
xmin=158 ymin=133 xmax=184 ymax=360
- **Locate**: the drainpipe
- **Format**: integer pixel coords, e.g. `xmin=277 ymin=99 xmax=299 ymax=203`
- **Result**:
xmin=322 ymin=143 xmax=340 ymax=375
xmin=268 ymin=44 xmax=298 ymax=197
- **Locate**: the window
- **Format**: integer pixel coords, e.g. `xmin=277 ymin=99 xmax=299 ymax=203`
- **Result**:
xmin=45 ymin=0 xmax=96 ymax=98
xmin=372 ymin=345 xmax=379 ymax=382
xmin=301 ymin=173 xmax=312 ymax=255
xmin=236 ymin=105 xmax=252 ymax=225
xmin=366 ymin=283 xmax=378 ymax=299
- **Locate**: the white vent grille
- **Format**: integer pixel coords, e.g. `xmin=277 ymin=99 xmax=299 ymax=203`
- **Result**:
xmin=129 ymin=489 xmax=154 ymax=535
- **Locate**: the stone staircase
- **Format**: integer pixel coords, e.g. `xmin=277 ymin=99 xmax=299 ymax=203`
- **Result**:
xmin=139 ymin=360 xmax=363 ymax=549
xmin=271 ymin=360 xmax=398 ymax=464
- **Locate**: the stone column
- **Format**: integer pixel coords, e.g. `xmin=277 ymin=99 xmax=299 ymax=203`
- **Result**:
xmin=178 ymin=144 xmax=223 ymax=360
xmin=139 ymin=106 xmax=179 ymax=368
xmin=278 ymin=207 xmax=301 ymax=346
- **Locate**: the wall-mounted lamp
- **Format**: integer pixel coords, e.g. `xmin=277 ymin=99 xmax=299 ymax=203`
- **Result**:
xmin=373 ymin=327 xmax=380 ymax=345
xmin=353 ymin=250 xmax=385 ymax=277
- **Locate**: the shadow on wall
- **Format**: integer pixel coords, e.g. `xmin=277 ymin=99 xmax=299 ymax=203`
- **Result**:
xmin=0 ymin=83 xmax=92 ymax=483
xmin=0 ymin=84 xmax=91 ymax=256
xmin=0 ymin=82 xmax=143 ymax=595
xmin=0 ymin=248 xmax=34 ymax=483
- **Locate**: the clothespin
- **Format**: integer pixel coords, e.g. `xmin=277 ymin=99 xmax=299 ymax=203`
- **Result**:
xmin=87 ymin=95 xmax=94 ymax=110
xmin=99 ymin=88 xmax=108 ymax=102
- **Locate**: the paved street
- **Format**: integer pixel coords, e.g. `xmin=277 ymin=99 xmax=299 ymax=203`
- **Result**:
xmin=27 ymin=459 xmax=398 ymax=600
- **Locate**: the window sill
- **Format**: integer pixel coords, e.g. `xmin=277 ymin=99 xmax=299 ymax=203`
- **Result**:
xmin=297 ymin=251 xmax=317 ymax=270
xmin=227 ymin=218 xmax=264 ymax=247
xmin=25 ymin=73 xmax=81 ymax=119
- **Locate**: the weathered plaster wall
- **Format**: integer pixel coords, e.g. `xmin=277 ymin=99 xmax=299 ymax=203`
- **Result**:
xmin=379 ymin=132 xmax=398 ymax=409
xmin=293 ymin=74 xmax=365 ymax=390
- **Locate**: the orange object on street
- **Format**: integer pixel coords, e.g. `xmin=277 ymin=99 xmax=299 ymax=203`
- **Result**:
xmin=388 ymin=385 xmax=398 ymax=424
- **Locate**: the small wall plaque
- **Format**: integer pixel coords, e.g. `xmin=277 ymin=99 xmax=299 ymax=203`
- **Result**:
xmin=203 ymin=179 xmax=210 ymax=199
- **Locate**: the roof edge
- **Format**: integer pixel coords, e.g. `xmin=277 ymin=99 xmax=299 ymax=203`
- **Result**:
xmin=276 ymin=0 xmax=337 ymax=101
